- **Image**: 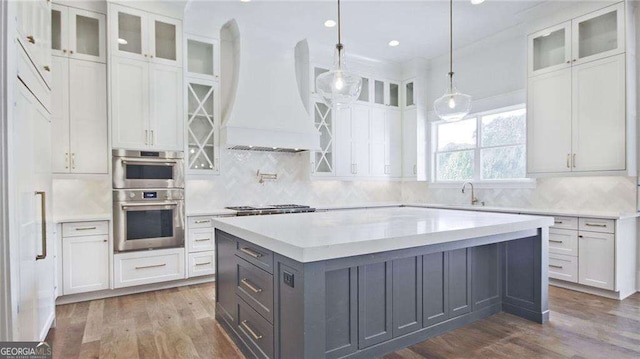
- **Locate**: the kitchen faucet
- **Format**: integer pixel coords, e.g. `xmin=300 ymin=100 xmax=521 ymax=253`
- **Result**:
xmin=461 ymin=182 xmax=479 ymax=206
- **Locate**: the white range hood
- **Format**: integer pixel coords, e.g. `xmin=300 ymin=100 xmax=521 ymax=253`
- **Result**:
xmin=220 ymin=20 xmax=320 ymax=152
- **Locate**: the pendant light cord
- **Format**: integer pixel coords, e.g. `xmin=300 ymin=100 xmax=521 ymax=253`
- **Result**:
xmin=448 ymin=0 xmax=454 ymax=92
xmin=336 ymin=0 xmax=343 ymax=69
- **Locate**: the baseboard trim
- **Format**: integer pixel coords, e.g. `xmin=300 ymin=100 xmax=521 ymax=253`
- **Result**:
xmin=549 ymin=279 xmax=633 ymax=300
xmin=56 ymin=276 xmax=215 ymax=305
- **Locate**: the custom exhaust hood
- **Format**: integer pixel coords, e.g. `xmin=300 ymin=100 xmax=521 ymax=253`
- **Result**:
xmin=220 ymin=20 xmax=320 ymax=152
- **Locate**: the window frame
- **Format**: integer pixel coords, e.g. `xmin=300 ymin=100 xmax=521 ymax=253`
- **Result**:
xmin=431 ymin=104 xmax=535 ymax=187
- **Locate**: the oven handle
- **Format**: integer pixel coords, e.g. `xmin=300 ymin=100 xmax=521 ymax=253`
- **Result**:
xmin=120 ymin=158 xmax=178 ymax=165
xmin=120 ymin=202 xmax=180 ymax=209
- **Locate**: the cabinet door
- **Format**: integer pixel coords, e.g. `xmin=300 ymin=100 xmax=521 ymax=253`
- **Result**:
xmin=403 ymin=80 xmax=415 ymax=107
xmin=187 ymin=35 xmax=219 ymax=79
xmin=351 ymin=104 xmax=370 ymax=176
xmin=388 ymin=82 xmax=399 ymax=107
xmin=63 ymin=235 xmax=109 ymax=295
xmin=69 ymin=60 xmax=108 ymax=174
xmin=334 ymin=106 xmax=353 ymax=177
xmin=51 ymin=4 xmax=69 ymax=58
xmin=35 ymin=0 xmax=53 ymax=87
xmin=358 ymin=261 xmax=393 ymax=348
xmin=528 ymin=22 xmax=572 ymax=77
xmin=111 ymin=57 xmax=150 ymax=149
xmin=571 ymin=54 xmax=625 ymax=172
xmin=110 ymin=4 xmax=149 ymax=61
xmin=402 ymin=108 xmax=418 ymax=178
xmin=216 ymin=232 xmax=237 ymax=323
xmin=149 ymin=63 xmax=183 ymax=150
xmin=392 ymin=257 xmax=422 ymax=337
xmin=572 ymin=3 xmax=624 ymax=66
xmin=386 ymin=108 xmax=402 ymax=176
xmin=311 ymin=100 xmax=335 ymax=176
xmin=148 ymin=14 xmax=182 ymax=67
xmin=369 ymin=108 xmax=386 ymax=176
xmin=51 ymin=56 xmax=70 ymax=173
xmin=578 ymin=232 xmax=614 ymax=290
xmin=373 ymin=80 xmax=385 ymax=106
xmin=422 ymin=252 xmax=447 ymax=327
xmin=526 ymin=68 xmax=572 ymax=174
xmin=187 ymin=80 xmax=220 ymax=173
xmin=448 ymin=248 xmax=472 ymax=318
xmin=68 ymin=8 xmax=106 ymax=63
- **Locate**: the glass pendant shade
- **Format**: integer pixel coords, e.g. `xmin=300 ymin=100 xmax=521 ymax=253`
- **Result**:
xmin=433 ymin=82 xmax=472 ymax=122
xmin=316 ymin=46 xmax=362 ymax=107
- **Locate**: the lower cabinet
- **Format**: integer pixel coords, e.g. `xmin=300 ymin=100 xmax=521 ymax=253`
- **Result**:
xmin=578 ymin=231 xmax=614 ymax=290
xmin=358 ymin=261 xmax=393 ymax=348
xmin=188 ymin=251 xmax=216 ymax=278
xmin=62 ymin=221 xmax=109 ymax=295
xmin=113 ymin=248 xmax=185 ymax=288
xmin=187 ymin=215 xmax=227 ymax=278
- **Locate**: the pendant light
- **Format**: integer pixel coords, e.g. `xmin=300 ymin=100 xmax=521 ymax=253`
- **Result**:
xmin=316 ymin=0 xmax=362 ymax=107
xmin=433 ymin=0 xmax=472 ymax=122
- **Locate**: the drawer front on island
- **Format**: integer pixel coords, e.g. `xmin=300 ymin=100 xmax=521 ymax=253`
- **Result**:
xmin=236 ymin=239 xmax=274 ymax=274
xmin=114 ymin=248 xmax=185 ymax=288
xmin=237 ymin=297 xmax=274 ymax=359
xmin=236 ymin=256 xmax=274 ymax=323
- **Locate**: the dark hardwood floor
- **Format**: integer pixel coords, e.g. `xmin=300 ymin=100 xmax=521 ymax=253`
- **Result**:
xmin=46 ymin=283 xmax=640 ymax=359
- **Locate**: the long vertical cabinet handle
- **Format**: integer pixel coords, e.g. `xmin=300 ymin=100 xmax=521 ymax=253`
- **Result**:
xmin=65 ymin=152 xmax=69 ymax=169
xmin=145 ymin=130 xmax=148 ymax=145
xmin=35 ymin=191 xmax=47 ymax=260
xmin=566 ymin=154 xmax=570 ymax=168
xmin=151 ymin=130 xmax=155 ymax=146
xmin=71 ymin=153 xmax=76 ymax=169
xmin=572 ymin=154 xmax=576 ymax=168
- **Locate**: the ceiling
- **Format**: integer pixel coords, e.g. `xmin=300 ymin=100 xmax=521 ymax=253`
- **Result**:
xmin=187 ymin=0 xmax=551 ymax=64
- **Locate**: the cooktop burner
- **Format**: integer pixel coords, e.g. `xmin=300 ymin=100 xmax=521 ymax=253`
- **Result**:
xmin=226 ymin=204 xmax=316 ymax=216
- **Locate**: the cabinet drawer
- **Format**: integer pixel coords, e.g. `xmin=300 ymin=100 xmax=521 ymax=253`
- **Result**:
xmin=114 ymin=248 xmax=185 ymax=288
xmin=188 ymin=251 xmax=215 ymax=277
xmin=548 ymin=228 xmax=578 ymax=256
xmin=63 ymin=221 xmax=109 ymax=237
xmin=236 ymin=239 xmax=274 ymax=274
xmin=236 ymin=257 xmax=274 ymax=323
xmin=237 ymin=296 xmax=274 ymax=359
xmin=548 ymin=253 xmax=578 ymax=283
xmin=550 ymin=216 xmax=578 ymax=230
xmin=188 ymin=227 xmax=215 ymax=252
xmin=579 ymin=218 xmax=615 ymax=234
xmin=189 ymin=216 xmax=215 ymax=228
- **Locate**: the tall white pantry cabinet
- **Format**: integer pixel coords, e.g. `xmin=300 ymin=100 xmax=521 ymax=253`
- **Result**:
xmin=109 ymin=3 xmax=184 ymax=151
xmin=527 ymin=2 xmax=635 ymax=176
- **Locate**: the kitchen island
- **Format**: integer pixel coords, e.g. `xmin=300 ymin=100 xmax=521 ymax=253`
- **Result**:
xmin=213 ymin=207 xmax=554 ymax=359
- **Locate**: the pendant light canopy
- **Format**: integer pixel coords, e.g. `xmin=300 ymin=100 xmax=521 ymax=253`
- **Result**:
xmin=433 ymin=0 xmax=472 ymax=122
xmin=316 ymin=0 xmax=362 ymax=107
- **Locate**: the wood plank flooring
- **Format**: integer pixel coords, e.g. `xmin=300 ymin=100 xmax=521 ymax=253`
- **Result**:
xmin=46 ymin=284 xmax=640 ymax=359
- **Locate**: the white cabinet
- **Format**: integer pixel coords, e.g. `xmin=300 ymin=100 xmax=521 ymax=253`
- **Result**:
xmin=186 ymin=79 xmax=220 ymax=174
xmin=527 ymin=3 xmax=624 ymax=77
xmin=51 ymin=57 xmax=108 ymax=174
xmin=402 ymin=108 xmax=418 ymax=179
xmin=51 ymin=4 xmax=106 ymax=63
xmin=17 ymin=0 xmax=52 ymax=87
xmin=310 ymin=99 xmax=335 ymax=176
xmin=110 ymin=4 xmax=182 ymax=67
xmin=114 ymin=248 xmax=185 ymax=288
xmin=336 ymin=104 xmax=370 ymax=177
xmin=186 ymin=216 xmax=222 ymax=278
xmin=62 ymin=222 xmax=109 ymax=295
xmin=111 ymin=57 xmax=184 ymax=150
xmin=578 ymin=231 xmax=615 ymax=290
xmin=370 ymin=107 xmax=401 ymax=177
xmin=372 ymin=79 xmax=399 ymax=108
xmin=186 ymin=34 xmax=219 ymax=80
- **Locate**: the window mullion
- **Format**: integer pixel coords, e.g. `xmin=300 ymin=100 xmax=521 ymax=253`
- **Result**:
xmin=475 ymin=117 xmax=482 ymax=181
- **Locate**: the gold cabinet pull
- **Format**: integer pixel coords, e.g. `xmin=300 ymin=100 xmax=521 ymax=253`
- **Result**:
xmin=549 ymin=240 xmax=563 ymax=243
xmin=145 ymin=130 xmax=148 ymax=145
xmin=240 ymin=278 xmax=263 ymax=293
xmin=195 ymin=262 xmax=211 ymax=266
xmin=194 ymin=219 xmax=210 ymax=224
xmin=75 ymin=226 xmax=97 ymax=231
xmin=27 ymin=35 xmax=35 ymax=44
xmin=43 ymin=65 xmax=51 ymax=72
xmin=71 ymin=153 xmax=76 ymax=169
xmin=566 ymin=154 xmax=570 ymax=168
xmin=240 ymin=247 xmax=263 ymax=258
xmin=150 ymin=130 xmax=154 ymax=145
xmin=135 ymin=263 xmax=166 ymax=270
xmin=585 ymin=223 xmax=607 ymax=228
xmin=65 ymin=152 xmax=69 ymax=169
xmin=240 ymin=320 xmax=263 ymax=340
xmin=194 ymin=238 xmax=210 ymax=242
xmin=572 ymin=154 xmax=576 ymax=168
xmin=549 ymin=264 xmax=563 ymax=269
xmin=35 ymin=191 xmax=47 ymax=260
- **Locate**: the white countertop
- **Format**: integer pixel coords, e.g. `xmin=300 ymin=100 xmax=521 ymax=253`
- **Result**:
xmin=53 ymin=213 xmax=112 ymax=224
xmin=212 ymin=207 xmax=554 ymax=263
xmin=186 ymin=209 xmax=238 ymax=217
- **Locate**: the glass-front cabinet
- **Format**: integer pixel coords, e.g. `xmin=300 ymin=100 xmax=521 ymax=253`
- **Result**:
xmin=186 ymin=79 xmax=219 ymax=174
xmin=403 ymin=80 xmax=415 ymax=108
xmin=311 ymin=100 xmax=335 ymax=176
xmin=373 ymin=79 xmax=399 ymax=107
xmin=528 ymin=2 xmax=624 ymax=77
xmin=186 ymin=34 xmax=219 ymax=80
xmin=110 ymin=4 xmax=182 ymax=66
xmin=51 ymin=4 xmax=106 ymax=63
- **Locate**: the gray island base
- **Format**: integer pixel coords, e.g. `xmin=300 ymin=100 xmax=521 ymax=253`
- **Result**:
xmin=213 ymin=208 xmax=552 ymax=359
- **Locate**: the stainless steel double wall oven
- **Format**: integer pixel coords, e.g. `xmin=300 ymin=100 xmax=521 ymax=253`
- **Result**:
xmin=113 ymin=150 xmax=185 ymax=252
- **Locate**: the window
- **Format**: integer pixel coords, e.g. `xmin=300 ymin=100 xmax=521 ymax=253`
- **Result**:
xmin=433 ymin=106 xmax=527 ymax=182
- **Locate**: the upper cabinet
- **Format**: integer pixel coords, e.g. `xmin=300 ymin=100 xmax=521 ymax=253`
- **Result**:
xmin=186 ymin=34 xmax=220 ymax=80
xmin=110 ymin=4 xmax=182 ymax=67
xmin=17 ymin=0 xmax=52 ymax=87
xmin=372 ymin=79 xmax=400 ymax=108
xmin=528 ymin=3 xmax=624 ymax=77
xmin=51 ymin=4 xmax=106 ymax=63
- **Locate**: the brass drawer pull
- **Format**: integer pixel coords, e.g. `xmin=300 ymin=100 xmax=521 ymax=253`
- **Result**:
xmin=75 ymin=226 xmax=97 ymax=231
xmin=27 ymin=35 xmax=35 ymax=44
xmin=241 ymin=320 xmax=263 ymax=340
xmin=194 ymin=219 xmax=211 ymax=224
xmin=35 ymin=191 xmax=47 ymax=260
xmin=240 ymin=278 xmax=263 ymax=293
xmin=240 ymin=247 xmax=263 ymax=258
xmin=549 ymin=240 xmax=563 ymax=243
xmin=135 ymin=263 xmax=166 ymax=270
xmin=195 ymin=238 xmax=210 ymax=242
xmin=549 ymin=264 xmax=563 ymax=269
xmin=585 ymin=223 xmax=607 ymax=228
xmin=195 ymin=262 xmax=211 ymax=266
xmin=554 ymin=220 xmax=563 ymax=224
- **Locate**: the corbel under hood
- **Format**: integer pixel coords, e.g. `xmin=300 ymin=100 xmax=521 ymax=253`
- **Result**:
xmin=220 ymin=20 xmax=320 ymax=152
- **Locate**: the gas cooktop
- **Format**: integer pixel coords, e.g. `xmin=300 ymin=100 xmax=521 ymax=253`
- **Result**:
xmin=226 ymin=204 xmax=316 ymax=216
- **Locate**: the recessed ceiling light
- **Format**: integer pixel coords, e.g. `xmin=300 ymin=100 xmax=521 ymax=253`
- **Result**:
xmin=471 ymin=0 xmax=485 ymax=4
xmin=324 ymin=20 xmax=336 ymax=28
xmin=388 ymin=40 xmax=400 ymax=47
xmin=117 ymin=38 xmax=128 ymax=45
xmin=240 ymin=0 xmax=251 ymax=2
